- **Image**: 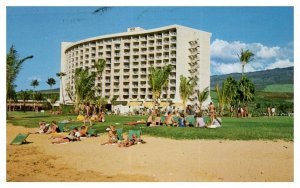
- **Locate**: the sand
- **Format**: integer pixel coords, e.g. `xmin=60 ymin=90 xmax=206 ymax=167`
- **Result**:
xmin=6 ymin=124 xmax=293 ymax=182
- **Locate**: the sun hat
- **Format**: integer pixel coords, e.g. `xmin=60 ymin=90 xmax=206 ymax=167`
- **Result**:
xmin=106 ymin=128 xmax=111 ymax=131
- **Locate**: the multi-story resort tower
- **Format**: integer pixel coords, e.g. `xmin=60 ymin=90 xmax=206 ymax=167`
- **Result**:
xmin=60 ymin=24 xmax=211 ymax=109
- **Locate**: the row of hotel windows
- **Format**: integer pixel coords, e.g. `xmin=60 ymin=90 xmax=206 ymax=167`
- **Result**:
xmin=68 ymin=43 xmax=177 ymax=60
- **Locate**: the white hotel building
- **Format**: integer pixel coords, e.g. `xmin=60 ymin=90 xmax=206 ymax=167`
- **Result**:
xmin=60 ymin=24 xmax=211 ymax=108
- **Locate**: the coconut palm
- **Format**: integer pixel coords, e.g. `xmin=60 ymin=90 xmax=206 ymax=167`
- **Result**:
xmin=196 ymin=86 xmax=209 ymax=112
xmin=56 ymin=72 xmax=66 ymax=104
xmin=238 ymin=48 xmax=254 ymax=76
xmin=46 ymin=77 xmax=56 ymax=89
xmin=6 ymin=45 xmax=33 ymax=111
xmin=148 ymin=65 xmax=173 ymax=107
xmin=93 ymin=59 xmax=106 ymax=96
xmin=30 ymin=79 xmax=39 ymax=111
xmin=74 ymin=68 xmax=96 ymax=107
xmin=215 ymin=83 xmax=226 ymax=116
xmin=179 ymin=75 xmax=196 ymax=113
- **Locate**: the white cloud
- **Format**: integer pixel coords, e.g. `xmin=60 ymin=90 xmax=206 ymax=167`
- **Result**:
xmin=266 ymin=59 xmax=294 ymax=70
xmin=210 ymin=39 xmax=293 ymax=75
xmin=211 ymin=60 xmax=256 ymax=75
xmin=252 ymin=43 xmax=280 ymax=59
xmin=211 ymin=39 xmax=284 ymax=60
xmin=211 ymin=39 xmax=245 ymax=59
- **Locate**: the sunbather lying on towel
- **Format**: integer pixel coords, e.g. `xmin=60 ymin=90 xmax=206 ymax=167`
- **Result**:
xmin=29 ymin=121 xmax=50 ymax=134
xmin=51 ymin=128 xmax=80 ymax=144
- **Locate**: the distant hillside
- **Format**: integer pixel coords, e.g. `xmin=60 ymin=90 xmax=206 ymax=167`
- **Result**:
xmin=210 ymin=67 xmax=294 ymax=91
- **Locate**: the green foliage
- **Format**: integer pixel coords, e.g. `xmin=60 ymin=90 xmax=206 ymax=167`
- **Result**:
xmin=7 ymin=112 xmax=293 ymax=141
xmin=179 ymin=75 xmax=195 ymax=111
xmin=46 ymin=78 xmax=56 ymax=88
xmin=148 ymin=64 xmax=173 ymax=104
xmin=6 ymin=45 xmax=33 ymax=100
xmin=196 ymin=86 xmax=209 ymax=110
xmin=74 ymin=68 xmax=96 ymax=106
xmin=237 ymin=76 xmax=255 ymax=105
xmin=238 ymin=48 xmax=254 ymax=76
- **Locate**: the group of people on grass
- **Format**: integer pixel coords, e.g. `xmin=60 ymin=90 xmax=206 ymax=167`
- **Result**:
xmin=145 ymin=102 xmax=222 ymax=128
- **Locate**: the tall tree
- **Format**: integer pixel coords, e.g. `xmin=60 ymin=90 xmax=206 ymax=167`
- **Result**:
xmin=74 ymin=68 xmax=96 ymax=107
xmin=215 ymin=83 xmax=226 ymax=116
xmin=238 ymin=76 xmax=255 ymax=106
xmin=30 ymin=79 xmax=39 ymax=111
xmin=148 ymin=65 xmax=173 ymax=107
xmin=223 ymin=76 xmax=238 ymax=108
xmin=179 ymin=75 xmax=196 ymax=113
xmin=93 ymin=59 xmax=106 ymax=97
xmin=6 ymin=45 xmax=33 ymax=111
xmin=238 ymin=48 xmax=254 ymax=76
xmin=196 ymin=86 xmax=209 ymax=112
xmin=56 ymin=72 xmax=66 ymax=104
xmin=46 ymin=77 xmax=56 ymax=89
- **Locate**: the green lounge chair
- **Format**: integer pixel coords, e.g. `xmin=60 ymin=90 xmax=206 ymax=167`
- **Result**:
xmin=87 ymin=128 xmax=96 ymax=137
xmin=172 ymin=116 xmax=180 ymax=124
xmin=117 ymin=128 xmax=124 ymax=141
xmin=58 ymin=123 xmax=65 ymax=132
xmin=66 ymin=125 xmax=78 ymax=132
xmin=128 ymin=129 xmax=141 ymax=141
xmin=186 ymin=115 xmax=196 ymax=127
xmin=10 ymin=133 xmax=29 ymax=145
xmin=160 ymin=116 xmax=166 ymax=124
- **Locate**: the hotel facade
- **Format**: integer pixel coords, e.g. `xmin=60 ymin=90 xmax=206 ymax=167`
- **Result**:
xmin=60 ymin=24 xmax=211 ymax=107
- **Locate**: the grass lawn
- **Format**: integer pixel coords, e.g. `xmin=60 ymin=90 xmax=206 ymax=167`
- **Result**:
xmin=7 ymin=111 xmax=294 ymax=141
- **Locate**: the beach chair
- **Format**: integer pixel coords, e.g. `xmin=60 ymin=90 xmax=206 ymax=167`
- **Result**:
xmin=186 ymin=115 xmax=196 ymax=127
xmin=87 ymin=128 xmax=96 ymax=137
xmin=66 ymin=125 xmax=79 ymax=132
xmin=172 ymin=116 xmax=180 ymax=124
xmin=160 ymin=116 xmax=166 ymax=123
xmin=128 ymin=129 xmax=142 ymax=141
xmin=58 ymin=123 xmax=65 ymax=132
xmin=116 ymin=128 xmax=124 ymax=141
xmin=10 ymin=133 xmax=29 ymax=145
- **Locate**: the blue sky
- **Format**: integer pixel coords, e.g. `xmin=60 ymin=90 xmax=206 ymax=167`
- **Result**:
xmin=6 ymin=6 xmax=294 ymax=91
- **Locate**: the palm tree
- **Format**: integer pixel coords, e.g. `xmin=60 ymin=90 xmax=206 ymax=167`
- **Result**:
xmin=74 ymin=68 xmax=96 ymax=107
xmin=93 ymin=59 xmax=106 ymax=96
xmin=148 ymin=65 xmax=173 ymax=107
xmin=30 ymin=79 xmax=39 ymax=111
xmin=56 ymin=72 xmax=66 ymax=104
xmin=196 ymin=86 xmax=209 ymax=112
xmin=46 ymin=77 xmax=56 ymax=89
xmin=6 ymin=45 xmax=33 ymax=111
xmin=238 ymin=48 xmax=254 ymax=76
xmin=179 ymin=75 xmax=196 ymax=113
xmin=238 ymin=76 xmax=255 ymax=106
xmin=215 ymin=83 xmax=226 ymax=116
xmin=222 ymin=76 xmax=238 ymax=111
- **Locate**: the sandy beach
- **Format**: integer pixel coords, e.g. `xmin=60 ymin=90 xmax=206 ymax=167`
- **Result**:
xmin=6 ymin=124 xmax=293 ymax=182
